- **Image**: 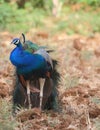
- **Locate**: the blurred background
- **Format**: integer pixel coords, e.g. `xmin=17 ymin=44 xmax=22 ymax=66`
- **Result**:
xmin=0 ymin=0 xmax=100 ymax=35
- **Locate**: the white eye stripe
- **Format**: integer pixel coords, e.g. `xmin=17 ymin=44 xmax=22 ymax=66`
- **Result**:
xmin=15 ymin=39 xmax=19 ymax=44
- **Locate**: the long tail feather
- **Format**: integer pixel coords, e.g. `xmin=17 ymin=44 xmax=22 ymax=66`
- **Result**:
xmin=44 ymin=60 xmax=60 ymax=110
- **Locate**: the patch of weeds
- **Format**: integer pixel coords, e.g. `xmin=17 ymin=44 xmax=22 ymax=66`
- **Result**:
xmin=53 ymin=10 xmax=100 ymax=35
xmin=47 ymin=116 xmax=60 ymax=127
xmin=91 ymin=97 xmax=100 ymax=105
xmin=8 ymin=8 xmax=45 ymax=32
xmin=55 ymin=21 xmax=68 ymax=31
xmin=80 ymin=50 xmax=94 ymax=61
xmin=0 ymin=2 xmax=46 ymax=33
xmin=54 ymin=19 xmax=76 ymax=35
xmin=62 ymin=74 xmax=79 ymax=89
xmin=94 ymin=118 xmax=100 ymax=130
xmin=66 ymin=75 xmax=79 ymax=89
xmin=91 ymin=14 xmax=100 ymax=32
xmin=0 ymin=2 xmax=16 ymax=30
xmin=0 ymin=99 xmax=18 ymax=130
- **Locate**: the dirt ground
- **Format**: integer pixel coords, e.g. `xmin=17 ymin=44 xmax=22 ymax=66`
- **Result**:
xmin=0 ymin=31 xmax=100 ymax=130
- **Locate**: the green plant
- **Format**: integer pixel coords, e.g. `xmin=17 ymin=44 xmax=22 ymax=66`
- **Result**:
xmin=0 ymin=2 xmax=46 ymax=32
xmin=91 ymin=97 xmax=100 ymax=105
xmin=62 ymin=0 xmax=100 ymax=7
xmin=94 ymin=119 xmax=100 ymax=130
xmin=31 ymin=0 xmax=45 ymax=8
xmin=80 ymin=50 xmax=94 ymax=61
xmin=53 ymin=10 xmax=100 ymax=35
xmin=0 ymin=3 xmax=15 ymax=30
xmin=79 ymin=0 xmax=100 ymax=7
xmin=0 ymin=99 xmax=18 ymax=130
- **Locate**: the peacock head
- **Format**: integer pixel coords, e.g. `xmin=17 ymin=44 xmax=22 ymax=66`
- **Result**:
xmin=11 ymin=38 xmax=21 ymax=46
xmin=11 ymin=34 xmax=26 ymax=47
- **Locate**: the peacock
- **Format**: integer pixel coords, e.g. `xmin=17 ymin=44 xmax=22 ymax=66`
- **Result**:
xmin=10 ymin=34 xmax=60 ymax=112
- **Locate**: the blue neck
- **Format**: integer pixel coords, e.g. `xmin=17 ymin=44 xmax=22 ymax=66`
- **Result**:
xmin=17 ymin=42 xmax=23 ymax=48
xmin=16 ymin=43 xmax=24 ymax=53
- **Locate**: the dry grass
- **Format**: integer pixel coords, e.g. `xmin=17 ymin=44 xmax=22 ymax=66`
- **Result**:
xmin=0 ymin=31 xmax=100 ymax=130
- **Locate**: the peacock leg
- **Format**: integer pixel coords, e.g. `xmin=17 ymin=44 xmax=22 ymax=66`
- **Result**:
xmin=26 ymin=80 xmax=32 ymax=109
xmin=39 ymin=78 xmax=45 ymax=109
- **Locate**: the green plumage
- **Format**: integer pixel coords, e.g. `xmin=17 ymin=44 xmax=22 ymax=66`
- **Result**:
xmin=23 ymin=40 xmax=39 ymax=53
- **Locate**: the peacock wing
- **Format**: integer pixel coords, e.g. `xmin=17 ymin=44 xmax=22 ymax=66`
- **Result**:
xmin=34 ymin=48 xmax=53 ymax=69
xmin=23 ymin=40 xmax=39 ymax=53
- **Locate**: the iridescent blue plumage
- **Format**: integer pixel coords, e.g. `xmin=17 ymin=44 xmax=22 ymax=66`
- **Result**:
xmin=10 ymin=39 xmax=48 ymax=76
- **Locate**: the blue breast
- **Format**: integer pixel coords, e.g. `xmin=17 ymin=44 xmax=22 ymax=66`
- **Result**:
xmin=10 ymin=45 xmax=47 ymax=75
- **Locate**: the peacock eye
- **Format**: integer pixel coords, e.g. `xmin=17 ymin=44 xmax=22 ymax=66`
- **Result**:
xmin=15 ymin=39 xmax=19 ymax=44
